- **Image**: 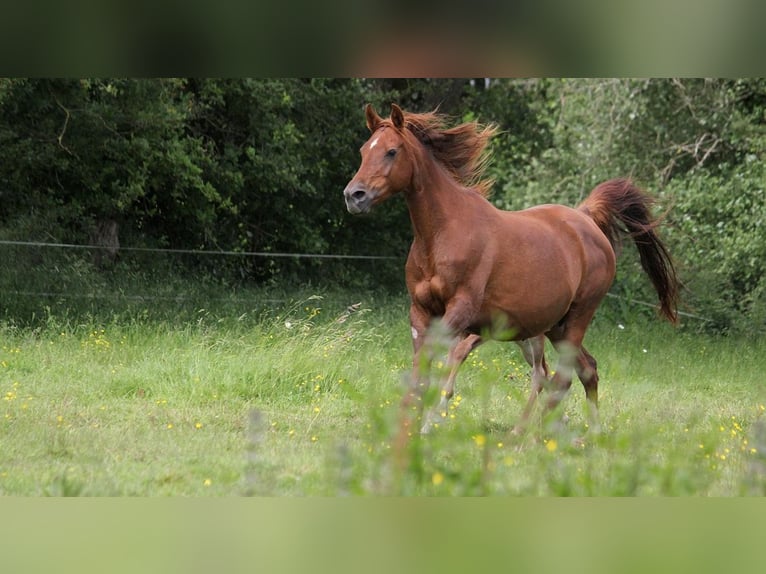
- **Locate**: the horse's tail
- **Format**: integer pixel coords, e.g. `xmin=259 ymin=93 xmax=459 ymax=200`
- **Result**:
xmin=579 ymin=178 xmax=680 ymax=324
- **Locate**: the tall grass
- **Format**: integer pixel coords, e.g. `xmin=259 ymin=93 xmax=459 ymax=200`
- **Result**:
xmin=1 ymin=287 xmax=765 ymax=496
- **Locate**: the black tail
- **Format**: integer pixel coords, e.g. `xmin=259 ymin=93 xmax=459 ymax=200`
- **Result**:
xmin=579 ymin=178 xmax=680 ymax=324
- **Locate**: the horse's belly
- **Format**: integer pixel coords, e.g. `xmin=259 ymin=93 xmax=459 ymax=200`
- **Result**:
xmin=467 ymin=312 xmax=554 ymax=341
xmin=477 ymin=286 xmax=575 ymax=339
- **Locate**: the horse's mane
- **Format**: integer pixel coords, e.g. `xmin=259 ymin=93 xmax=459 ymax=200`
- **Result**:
xmin=386 ymin=110 xmax=498 ymax=198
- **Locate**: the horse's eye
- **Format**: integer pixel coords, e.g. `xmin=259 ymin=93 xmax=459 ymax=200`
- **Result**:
xmin=386 ymin=148 xmax=397 ymax=158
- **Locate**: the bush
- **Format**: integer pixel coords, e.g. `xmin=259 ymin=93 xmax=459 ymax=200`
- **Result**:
xmin=665 ymin=162 xmax=766 ymax=333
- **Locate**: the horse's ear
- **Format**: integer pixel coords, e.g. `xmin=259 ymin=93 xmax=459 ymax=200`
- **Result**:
xmin=365 ymin=104 xmax=382 ymax=133
xmin=391 ymin=103 xmax=405 ymax=130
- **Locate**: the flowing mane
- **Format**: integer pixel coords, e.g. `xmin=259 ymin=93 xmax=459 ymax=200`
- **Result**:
xmin=384 ymin=110 xmax=498 ymax=197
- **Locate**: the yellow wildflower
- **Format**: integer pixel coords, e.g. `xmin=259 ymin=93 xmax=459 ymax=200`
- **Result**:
xmin=545 ymin=439 xmax=558 ymax=453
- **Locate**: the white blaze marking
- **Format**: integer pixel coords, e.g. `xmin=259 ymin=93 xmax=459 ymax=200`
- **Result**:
xmin=411 ymin=327 xmax=418 ymax=340
xmin=369 ymin=137 xmax=379 ymax=150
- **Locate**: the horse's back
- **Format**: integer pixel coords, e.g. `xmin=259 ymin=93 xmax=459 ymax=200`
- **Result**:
xmin=504 ymin=203 xmax=613 ymax=259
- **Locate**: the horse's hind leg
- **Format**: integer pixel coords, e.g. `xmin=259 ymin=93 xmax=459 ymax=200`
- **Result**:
xmin=575 ymin=346 xmax=601 ymax=434
xmin=543 ymin=321 xmax=586 ymax=418
xmin=421 ymin=333 xmax=482 ymax=434
xmin=512 ymin=335 xmax=549 ymax=435
xmin=544 ymin=309 xmax=602 ymax=439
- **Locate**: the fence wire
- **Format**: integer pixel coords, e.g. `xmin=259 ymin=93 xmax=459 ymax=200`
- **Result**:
xmin=0 ymin=239 xmax=400 ymax=260
xmin=0 ymin=239 xmax=710 ymax=323
xmin=0 ymin=239 xmax=403 ymax=316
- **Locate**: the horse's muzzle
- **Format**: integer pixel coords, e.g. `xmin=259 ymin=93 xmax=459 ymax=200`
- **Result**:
xmin=344 ymin=187 xmax=374 ymax=214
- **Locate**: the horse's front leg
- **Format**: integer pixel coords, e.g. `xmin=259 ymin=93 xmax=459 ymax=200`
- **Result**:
xmin=395 ymin=309 xmax=432 ymax=456
xmin=512 ymin=335 xmax=550 ymax=435
xmin=417 ymin=294 xmax=482 ymax=432
xmin=421 ymin=333 xmax=482 ymax=434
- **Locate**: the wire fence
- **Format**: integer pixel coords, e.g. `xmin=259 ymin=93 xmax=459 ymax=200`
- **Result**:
xmin=0 ymin=239 xmax=711 ymax=323
xmin=604 ymin=292 xmax=711 ymax=323
xmin=0 ymin=239 xmax=400 ymax=260
xmin=0 ymin=239 xmax=404 ymax=318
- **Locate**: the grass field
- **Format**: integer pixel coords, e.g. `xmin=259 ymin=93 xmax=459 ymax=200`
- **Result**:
xmin=1 ymin=289 xmax=765 ymax=496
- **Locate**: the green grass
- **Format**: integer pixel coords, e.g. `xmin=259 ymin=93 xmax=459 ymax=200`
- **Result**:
xmin=1 ymin=289 xmax=765 ymax=496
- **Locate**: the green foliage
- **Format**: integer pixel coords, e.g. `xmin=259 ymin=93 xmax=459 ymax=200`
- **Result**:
xmin=665 ymin=161 xmax=766 ymax=333
xmin=0 ymin=79 xmax=216 ymax=241
xmin=0 ymin=78 xmax=410 ymax=285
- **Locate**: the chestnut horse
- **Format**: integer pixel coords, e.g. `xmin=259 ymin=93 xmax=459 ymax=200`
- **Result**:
xmin=343 ymin=103 xmax=679 ymax=448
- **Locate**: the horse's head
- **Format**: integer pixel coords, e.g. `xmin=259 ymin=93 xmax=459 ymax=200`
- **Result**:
xmin=344 ymin=103 xmax=415 ymax=214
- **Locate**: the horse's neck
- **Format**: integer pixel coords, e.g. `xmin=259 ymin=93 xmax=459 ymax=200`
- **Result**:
xmin=405 ymin=162 xmax=477 ymax=254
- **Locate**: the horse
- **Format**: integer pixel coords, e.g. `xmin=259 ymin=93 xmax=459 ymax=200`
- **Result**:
xmin=343 ymin=103 xmax=679 ymax=451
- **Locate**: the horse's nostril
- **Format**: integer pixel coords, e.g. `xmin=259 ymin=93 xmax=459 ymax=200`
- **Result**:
xmin=352 ymin=190 xmax=366 ymax=200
